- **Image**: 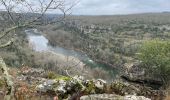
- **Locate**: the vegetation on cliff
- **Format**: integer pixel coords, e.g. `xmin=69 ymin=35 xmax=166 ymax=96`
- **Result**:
xmin=138 ymin=39 xmax=170 ymax=87
xmin=0 ymin=0 xmax=170 ymax=98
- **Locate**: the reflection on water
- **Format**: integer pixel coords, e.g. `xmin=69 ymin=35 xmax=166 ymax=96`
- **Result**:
xmin=25 ymin=29 xmax=87 ymax=60
xmin=28 ymin=35 xmax=49 ymax=51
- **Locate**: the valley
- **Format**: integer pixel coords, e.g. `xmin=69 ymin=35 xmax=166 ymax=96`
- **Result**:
xmin=0 ymin=11 xmax=170 ymax=100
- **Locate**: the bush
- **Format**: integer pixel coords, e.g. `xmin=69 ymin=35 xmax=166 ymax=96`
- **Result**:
xmin=138 ymin=39 xmax=170 ymax=86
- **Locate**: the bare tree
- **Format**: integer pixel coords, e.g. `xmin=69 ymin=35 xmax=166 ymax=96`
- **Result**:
xmin=0 ymin=0 xmax=77 ymax=99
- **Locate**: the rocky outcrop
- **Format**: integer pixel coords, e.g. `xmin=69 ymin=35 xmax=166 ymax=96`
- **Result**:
xmin=35 ymin=75 xmax=163 ymax=99
xmin=80 ymin=94 xmax=151 ymax=100
xmin=122 ymin=62 xmax=163 ymax=89
xmin=36 ymin=75 xmax=108 ymax=99
xmin=0 ymin=57 xmax=14 ymax=100
xmin=15 ymin=67 xmax=164 ymax=100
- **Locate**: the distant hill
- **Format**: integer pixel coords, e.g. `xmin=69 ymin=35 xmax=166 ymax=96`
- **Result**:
xmin=66 ymin=12 xmax=170 ymax=25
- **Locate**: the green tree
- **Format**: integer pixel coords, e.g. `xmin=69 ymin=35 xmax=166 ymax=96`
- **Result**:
xmin=138 ymin=39 xmax=170 ymax=86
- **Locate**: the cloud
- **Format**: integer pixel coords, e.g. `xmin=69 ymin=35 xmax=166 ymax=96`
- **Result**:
xmin=71 ymin=0 xmax=170 ymax=15
xmin=1 ymin=0 xmax=170 ymax=15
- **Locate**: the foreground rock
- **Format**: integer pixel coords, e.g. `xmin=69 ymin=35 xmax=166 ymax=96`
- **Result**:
xmin=35 ymin=74 xmax=157 ymax=99
xmin=36 ymin=75 xmax=108 ymax=98
xmin=14 ymin=67 xmax=165 ymax=100
xmin=80 ymin=94 xmax=151 ymax=100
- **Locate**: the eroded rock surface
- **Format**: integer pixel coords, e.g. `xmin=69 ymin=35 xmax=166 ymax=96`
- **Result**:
xmin=122 ymin=62 xmax=163 ymax=89
xmin=80 ymin=94 xmax=151 ymax=100
xmin=15 ymin=67 xmax=164 ymax=100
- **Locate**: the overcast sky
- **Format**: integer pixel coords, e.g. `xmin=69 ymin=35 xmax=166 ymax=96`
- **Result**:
xmin=71 ymin=0 xmax=170 ymax=15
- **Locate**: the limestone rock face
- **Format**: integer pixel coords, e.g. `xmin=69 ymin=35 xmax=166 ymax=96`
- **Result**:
xmin=16 ymin=67 xmax=161 ymax=100
xmin=36 ymin=75 xmax=86 ymax=96
xmin=124 ymin=95 xmax=151 ymax=100
xmin=80 ymin=94 xmax=151 ymax=100
xmin=94 ymin=79 xmax=107 ymax=90
xmin=122 ymin=62 xmax=163 ymax=89
xmin=36 ymin=79 xmax=57 ymax=93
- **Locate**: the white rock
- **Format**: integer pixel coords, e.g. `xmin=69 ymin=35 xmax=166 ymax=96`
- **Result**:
xmin=73 ymin=75 xmax=84 ymax=82
xmin=80 ymin=94 xmax=151 ymax=100
xmin=36 ymin=84 xmax=47 ymax=92
xmin=94 ymin=79 xmax=107 ymax=89
xmin=124 ymin=95 xmax=151 ymax=100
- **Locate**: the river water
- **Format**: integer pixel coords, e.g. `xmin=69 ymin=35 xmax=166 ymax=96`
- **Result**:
xmin=25 ymin=29 xmax=118 ymax=79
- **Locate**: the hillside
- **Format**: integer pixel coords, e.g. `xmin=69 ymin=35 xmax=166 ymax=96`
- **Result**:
xmin=0 ymin=12 xmax=170 ymax=99
xmin=39 ymin=12 xmax=170 ymax=69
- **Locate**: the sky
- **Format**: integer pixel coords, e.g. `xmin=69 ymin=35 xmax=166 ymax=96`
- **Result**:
xmin=71 ymin=0 xmax=170 ymax=15
xmin=0 ymin=0 xmax=170 ymax=15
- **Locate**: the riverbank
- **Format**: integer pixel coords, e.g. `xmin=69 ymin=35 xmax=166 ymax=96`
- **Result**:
xmin=37 ymin=24 xmax=136 ymax=71
xmin=36 ymin=23 xmax=170 ymax=93
xmin=25 ymin=29 xmax=117 ymax=80
xmin=37 ymin=25 xmax=123 ymax=73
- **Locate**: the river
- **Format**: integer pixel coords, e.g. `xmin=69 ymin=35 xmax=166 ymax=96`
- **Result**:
xmin=25 ymin=29 xmax=118 ymax=79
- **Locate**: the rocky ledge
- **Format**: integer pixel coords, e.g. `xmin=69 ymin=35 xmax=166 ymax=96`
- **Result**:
xmin=0 ymin=66 xmax=164 ymax=100
xmin=19 ymin=67 xmax=166 ymax=99
xmin=80 ymin=94 xmax=151 ymax=100
xmin=122 ymin=62 xmax=163 ymax=89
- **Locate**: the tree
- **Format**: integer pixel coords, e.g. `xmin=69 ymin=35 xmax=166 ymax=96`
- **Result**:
xmin=138 ymin=39 xmax=170 ymax=86
xmin=0 ymin=0 xmax=77 ymax=99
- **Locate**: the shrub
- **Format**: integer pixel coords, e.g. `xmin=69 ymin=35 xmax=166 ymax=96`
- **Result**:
xmin=138 ymin=39 xmax=170 ymax=86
